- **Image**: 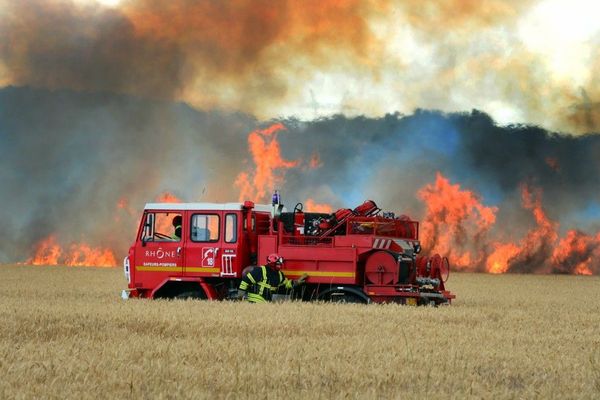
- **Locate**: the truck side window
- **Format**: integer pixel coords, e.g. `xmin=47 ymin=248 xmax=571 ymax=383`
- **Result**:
xmin=191 ymin=214 xmax=219 ymax=242
xmin=141 ymin=213 xmax=154 ymax=241
xmin=225 ymin=214 xmax=237 ymax=243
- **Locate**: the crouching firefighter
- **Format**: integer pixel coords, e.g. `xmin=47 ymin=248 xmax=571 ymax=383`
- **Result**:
xmin=237 ymin=253 xmax=308 ymax=303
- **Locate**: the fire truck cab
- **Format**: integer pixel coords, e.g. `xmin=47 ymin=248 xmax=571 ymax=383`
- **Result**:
xmin=123 ymin=197 xmax=455 ymax=304
xmin=123 ymin=201 xmax=271 ymax=300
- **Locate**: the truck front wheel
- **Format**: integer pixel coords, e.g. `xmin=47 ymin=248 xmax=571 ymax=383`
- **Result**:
xmin=175 ymin=290 xmax=207 ymax=300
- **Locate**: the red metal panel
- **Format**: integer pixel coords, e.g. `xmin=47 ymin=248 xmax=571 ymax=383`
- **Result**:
xmin=333 ymin=235 xmax=372 ymax=248
xmin=258 ymin=235 xmax=278 ymax=264
xmin=277 ymin=242 xmax=359 ymax=285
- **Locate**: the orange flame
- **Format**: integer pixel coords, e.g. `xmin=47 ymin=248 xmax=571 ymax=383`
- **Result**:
xmin=483 ymin=185 xmax=558 ymax=273
xmin=417 ymin=174 xmax=599 ymax=275
xmin=29 ymin=235 xmax=116 ymax=267
xmin=521 ymin=185 xmax=557 ymax=241
xmin=481 ymin=184 xmax=598 ymax=275
xmin=304 ymin=198 xmax=333 ymax=213
xmin=551 ymin=230 xmax=599 ymax=275
xmin=29 ymin=235 xmax=62 ymax=265
xmin=235 ymin=123 xmax=299 ymax=202
xmin=64 ymin=244 xmax=117 ymax=267
xmin=156 ymin=192 xmax=182 ymax=203
xmin=518 ymin=185 xmax=559 ymax=266
xmin=486 ymin=243 xmax=520 ymax=274
xmin=417 ymin=172 xmax=498 ymax=270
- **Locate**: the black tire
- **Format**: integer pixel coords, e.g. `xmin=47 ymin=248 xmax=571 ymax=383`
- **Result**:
xmin=324 ymin=291 xmax=367 ymax=304
xmin=417 ymin=297 xmax=439 ymax=307
xmin=175 ymin=290 xmax=206 ymax=300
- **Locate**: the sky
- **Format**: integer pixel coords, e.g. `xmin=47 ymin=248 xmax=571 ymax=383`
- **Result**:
xmin=0 ymin=0 xmax=599 ymax=273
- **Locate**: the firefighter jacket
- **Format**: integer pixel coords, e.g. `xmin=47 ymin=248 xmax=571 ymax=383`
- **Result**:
xmin=171 ymin=225 xmax=181 ymax=240
xmin=239 ymin=265 xmax=293 ymax=303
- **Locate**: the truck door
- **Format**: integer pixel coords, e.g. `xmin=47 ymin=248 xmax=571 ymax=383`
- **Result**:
xmin=135 ymin=211 xmax=184 ymax=288
xmin=221 ymin=212 xmax=242 ymax=277
xmin=184 ymin=212 xmax=223 ymax=277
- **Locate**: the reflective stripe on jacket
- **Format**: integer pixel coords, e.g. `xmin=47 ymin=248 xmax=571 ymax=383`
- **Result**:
xmin=238 ymin=265 xmax=293 ymax=302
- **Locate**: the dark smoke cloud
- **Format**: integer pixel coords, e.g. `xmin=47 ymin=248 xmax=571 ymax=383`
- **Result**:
xmin=1 ymin=86 xmax=599 ymax=273
xmin=0 ymin=1 xmax=188 ymax=98
xmin=0 ymin=86 xmax=254 ymax=263
xmin=1 ymin=0 xmax=599 ymax=135
xmin=0 ymin=0 xmax=376 ymax=110
xmin=280 ymin=109 xmax=600 ymax=215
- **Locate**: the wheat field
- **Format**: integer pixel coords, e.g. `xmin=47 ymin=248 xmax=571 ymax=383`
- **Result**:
xmin=1 ymin=265 xmax=599 ymax=399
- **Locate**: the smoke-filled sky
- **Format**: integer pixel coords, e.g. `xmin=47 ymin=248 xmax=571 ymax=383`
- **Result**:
xmin=1 ymin=0 xmax=599 ymax=273
xmin=1 ymin=0 xmax=599 ymax=133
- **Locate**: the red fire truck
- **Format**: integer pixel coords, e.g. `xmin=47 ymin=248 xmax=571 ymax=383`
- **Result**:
xmin=122 ymin=194 xmax=454 ymax=304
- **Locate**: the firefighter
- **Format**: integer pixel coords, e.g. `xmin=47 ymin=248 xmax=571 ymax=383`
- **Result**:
xmin=237 ymin=253 xmax=308 ymax=303
xmin=171 ymin=215 xmax=182 ymax=240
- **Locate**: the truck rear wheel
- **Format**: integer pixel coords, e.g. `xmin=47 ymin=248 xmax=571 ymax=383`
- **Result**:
xmin=326 ymin=292 xmax=365 ymax=303
xmin=319 ymin=288 xmax=369 ymax=304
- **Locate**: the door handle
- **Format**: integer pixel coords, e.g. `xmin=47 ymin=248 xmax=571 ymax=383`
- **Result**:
xmin=177 ymin=246 xmax=182 ymax=256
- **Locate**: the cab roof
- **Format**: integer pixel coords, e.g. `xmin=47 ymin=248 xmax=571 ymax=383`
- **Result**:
xmin=143 ymin=202 xmax=273 ymax=213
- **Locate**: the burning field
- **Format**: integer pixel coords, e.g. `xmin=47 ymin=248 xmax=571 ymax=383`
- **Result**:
xmin=8 ymin=112 xmax=600 ymax=276
xmin=1 ymin=265 xmax=599 ymax=398
xmin=2 ymin=1 xmax=600 ymax=397
xmin=1 ymin=0 xmax=599 ymax=274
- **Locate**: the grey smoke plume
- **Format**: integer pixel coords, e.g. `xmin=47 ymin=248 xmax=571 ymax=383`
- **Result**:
xmin=1 ymin=87 xmax=599 ymax=273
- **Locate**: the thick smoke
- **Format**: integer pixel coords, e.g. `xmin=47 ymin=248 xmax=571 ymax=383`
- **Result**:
xmin=0 ymin=2 xmax=187 ymax=98
xmin=1 ymin=0 xmax=599 ymax=133
xmin=0 ymin=86 xmax=254 ymax=263
xmin=1 ymin=0 xmax=599 ymax=272
xmin=1 ymin=86 xmax=599 ymax=274
xmin=0 ymin=0 xmax=376 ymax=113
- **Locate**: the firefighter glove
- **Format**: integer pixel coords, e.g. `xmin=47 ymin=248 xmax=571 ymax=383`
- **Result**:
xmin=237 ymin=289 xmax=247 ymax=300
xmin=295 ymin=273 xmax=309 ymax=285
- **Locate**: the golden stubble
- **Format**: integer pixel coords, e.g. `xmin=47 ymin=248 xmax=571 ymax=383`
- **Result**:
xmin=1 ymin=265 xmax=599 ymax=399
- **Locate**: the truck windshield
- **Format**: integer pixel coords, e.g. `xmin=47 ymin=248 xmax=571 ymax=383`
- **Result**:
xmin=140 ymin=212 xmax=182 ymax=242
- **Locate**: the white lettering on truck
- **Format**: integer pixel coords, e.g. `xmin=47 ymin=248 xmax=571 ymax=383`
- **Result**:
xmin=145 ymin=247 xmax=176 ymax=259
